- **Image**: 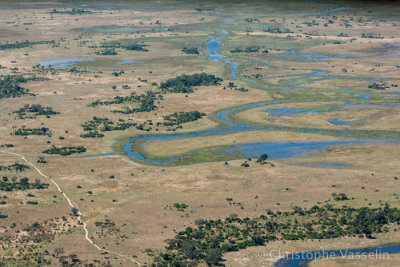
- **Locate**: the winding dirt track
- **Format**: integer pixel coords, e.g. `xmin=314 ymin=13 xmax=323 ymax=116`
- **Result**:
xmin=0 ymin=151 xmax=141 ymax=266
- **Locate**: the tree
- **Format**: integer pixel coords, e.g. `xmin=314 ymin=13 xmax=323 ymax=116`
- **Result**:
xmin=206 ymin=248 xmax=222 ymax=265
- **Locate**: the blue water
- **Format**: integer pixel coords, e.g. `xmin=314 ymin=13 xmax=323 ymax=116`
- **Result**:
xmin=119 ymin=32 xmax=400 ymax=164
xmin=264 ymin=107 xmax=317 ymax=117
xmin=275 ymin=243 xmax=400 ymax=267
xmin=295 ymin=161 xmax=351 ymax=167
xmin=328 ymin=119 xmax=355 ymax=126
xmin=116 ymin=60 xmax=142 ymax=66
xmin=316 ymin=6 xmax=350 ymax=13
xmin=38 ymin=57 xmax=95 ymax=68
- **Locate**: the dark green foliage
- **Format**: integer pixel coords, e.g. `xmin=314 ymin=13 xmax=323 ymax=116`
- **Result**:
xmin=0 ymin=40 xmax=55 ymax=50
xmin=159 ymin=73 xmax=222 ymax=93
xmin=42 ymin=146 xmax=86 ymax=156
xmin=263 ymin=26 xmax=292 ymax=33
xmin=332 ymin=193 xmax=349 ymax=201
xmin=80 ymin=116 xmax=138 ymax=138
xmin=154 ymin=204 xmax=400 ymax=265
xmin=173 ymin=203 xmax=188 ymax=211
xmin=88 ymin=92 xmax=157 ymax=114
xmin=101 ymin=41 xmax=148 ymax=51
xmin=13 ymin=104 xmax=59 ymax=119
xmin=361 ymin=32 xmax=383 ymax=39
xmin=230 ymin=46 xmax=260 ymax=53
xmin=0 ymin=75 xmax=38 ymax=99
xmin=50 ymin=8 xmax=93 ymax=15
xmin=0 ymin=177 xmax=49 ymax=191
xmin=163 ymin=111 xmax=206 ymax=125
xmin=80 ymin=131 xmax=105 ymax=138
xmin=182 ymin=47 xmax=199 ymax=54
xmin=368 ymin=82 xmax=389 ymax=90
xmin=95 ymin=48 xmax=117 ymax=55
xmin=12 ymin=127 xmax=52 ymax=137
xmin=0 ymin=162 xmax=30 ymax=172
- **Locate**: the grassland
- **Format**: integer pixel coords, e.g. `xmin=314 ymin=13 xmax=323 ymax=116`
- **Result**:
xmin=0 ymin=0 xmax=400 ymax=266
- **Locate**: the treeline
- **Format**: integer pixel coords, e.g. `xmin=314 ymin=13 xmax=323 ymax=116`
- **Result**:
xmin=0 ymin=177 xmax=49 ymax=191
xmin=153 ymin=204 xmax=400 ymax=266
xmin=13 ymin=104 xmax=59 ymax=119
xmin=163 ymin=111 xmax=206 ymax=125
xmin=50 ymin=8 xmax=93 ymax=15
xmin=80 ymin=117 xmax=138 ymax=138
xmin=231 ymin=46 xmax=260 ymax=53
xmin=0 ymin=40 xmax=55 ymax=50
xmin=0 ymin=162 xmax=30 ymax=172
xmin=42 ymin=146 xmax=86 ymax=156
xmin=12 ymin=127 xmax=52 ymax=137
xmin=89 ymin=92 xmax=158 ymax=114
xmin=101 ymin=40 xmax=149 ymax=51
xmin=182 ymin=47 xmax=199 ymax=54
xmin=263 ymin=26 xmax=292 ymax=34
xmin=159 ymin=73 xmax=223 ymax=93
xmin=368 ymin=81 xmax=390 ymax=90
xmin=0 ymin=75 xmax=39 ymax=99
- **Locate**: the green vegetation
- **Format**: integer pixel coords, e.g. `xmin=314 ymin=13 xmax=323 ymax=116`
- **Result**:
xmin=159 ymin=73 xmax=222 ymax=93
xmin=230 ymin=46 xmax=260 ymax=53
xmin=361 ymin=32 xmax=383 ymax=39
xmin=13 ymin=104 xmax=59 ymax=119
xmin=50 ymin=8 xmax=93 ymax=15
xmin=12 ymin=127 xmax=52 ymax=137
xmin=0 ymin=75 xmax=38 ymax=99
xmin=368 ymin=81 xmax=389 ymax=90
xmin=263 ymin=26 xmax=292 ymax=33
xmin=182 ymin=47 xmax=199 ymax=54
xmin=153 ymin=204 xmax=400 ymax=266
xmin=0 ymin=177 xmax=49 ymax=191
xmin=80 ymin=117 xmax=138 ymax=138
xmin=42 ymin=146 xmax=86 ymax=156
xmin=0 ymin=162 xmax=30 ymax=172
xmin=0 ymin=40 xmax=55 ymax=50
xmin=89 ymin=92 xmax=158 ymax=114
xmin=95 ymin=48 xmax=117 ymax=55
xmin=101 ymin=40 xmax=149 ymax=51
xmin=163 ymin=111 xmax=206 ymax=125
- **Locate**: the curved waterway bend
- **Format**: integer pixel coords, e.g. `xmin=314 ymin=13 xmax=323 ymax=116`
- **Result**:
xmin=120 ymin=32 xmax=400 ymax=164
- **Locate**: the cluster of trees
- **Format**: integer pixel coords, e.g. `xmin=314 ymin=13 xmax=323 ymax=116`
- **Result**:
xmin=159 ymin=73 xmax=223 ymax=93
xmin=230 ymin=46 xmax=260 ymax=53
xmin=89 ymin=92 xmax=158 ymax=114
xmin=263 ymin=26 xmax=292 ymax=33
xmin=368 ymin=81 xmax=390 ymax=90
xmin=50 ymin=8 xmax=93 ymax=15
xmin=332 ymin=193 xmax=349 ymax=201
xmin=101 ymin=41 xmax=149 ymax=51
xmin=153 ymin=204 xmax=400 ymax=266
xmin=0 ymin=40 xmax=56 ymax=50
xmin=12 ymin=127 xmax=52 ymax=137
xmin=361 ymin=32 xmax=383 ymax=39
xmin=182 ymin=47 xmax=199 ymax=54
xmin=0 ymin=162 xmax=30 ymax=172
xmin=163 ymin=111 xmax=206 ymax=126
xmin=95 ymin=48 xmax=117 ymax=55
xmin=0 ymin=75 xmax=38 ymax=99
xmin=42 ymin=146 xmax=86 ymax=156
xmin=13 ymin=104 xmax=59 ymax=119
xmin=80 ymin=117 xmax=139 ymax=138
xmin=12 ymin=126 xmax=52 ymax=137
xmin=0 ymin=176 xmax=49 ymax=191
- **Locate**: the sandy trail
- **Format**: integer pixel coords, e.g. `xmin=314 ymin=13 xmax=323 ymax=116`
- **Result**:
xmin=0 ymin=150 xmax=141 ymax=266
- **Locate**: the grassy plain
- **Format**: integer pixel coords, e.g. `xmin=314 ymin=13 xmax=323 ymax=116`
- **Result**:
xmin=0 ymin=0 xmax=399 ymax=266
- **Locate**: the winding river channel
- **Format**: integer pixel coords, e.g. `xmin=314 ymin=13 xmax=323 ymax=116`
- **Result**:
xmin=120 ymin=31 xmax=400 ymax=166
xmin=118 ymin=31 xmax=400 ymax=266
